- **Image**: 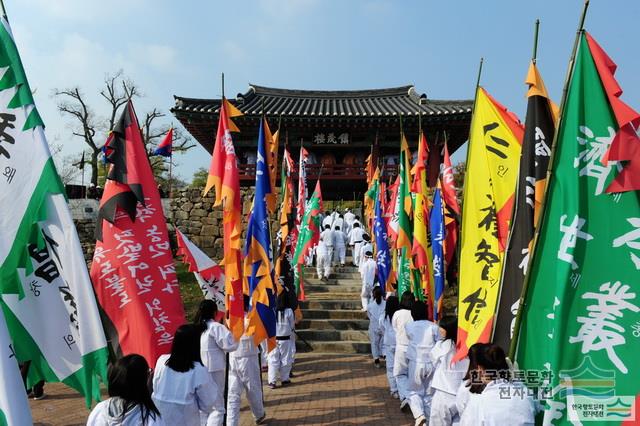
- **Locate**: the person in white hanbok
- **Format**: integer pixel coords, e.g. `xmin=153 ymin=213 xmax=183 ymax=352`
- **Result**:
xmin=344 ymin=208 xmax=356 ymax=235
xmin=392 ymin=291 xmax=415 ymax=409
xmin=358 ymin=234 xmax=373 ymax=274
xmin=333 ymin=225 xmax=348 ymax=266
xmin=319 ymin=225 xmax=335 ymax=276
xmin=405 ymin=301 xmax=441 ymax=426
xmin=348 ymin=222 xmax=365 ymax=266
xmin=459 ymin=344 xmax=536 ymax=426
xmin=429 ymin=316 xmax=469 ymax=426
xmin=267 ymin=293 xmax=297 ymax=387
xmin=315 ymin=238 xmax=331 ymax=281
xmin=88 ymin=354 xmax=163 ymax=426
xmin=226 ymin=319 xmax=266 ymax=426
xmin=359 ymin=251 xmax=376 ymax=311
xmin=455 ymin=342 xmax=487 ymax=418
xmin=366 ymin=286 xmax=386 ymax=367
xmin=379 ymin=295 xmax=400 ymax=398
xmin=194 ymin=300 xmax=238 ymax=426
xmin=152 ymin=325 xmax=218 ymax=426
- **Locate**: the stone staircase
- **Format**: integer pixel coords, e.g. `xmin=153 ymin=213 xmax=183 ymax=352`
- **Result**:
xmin=296 ymin=261 xmax=371 ymax=354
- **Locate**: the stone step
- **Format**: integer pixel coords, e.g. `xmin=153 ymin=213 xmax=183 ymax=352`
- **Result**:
xmin=300 ymin=300 xmax=362 ymax=310
xmin=303 ymin=272 xmax=361 ymax=280
xmin=297 ymin=319 xmax=369 ymax=330
xmin=296 ymin=340 xmax=371 ymax=354
xmin=303 ymin=309 xmax=366 ymax=320
xmin=296 ymin=329 xmax=369 ymax=341
xmin=303 ymin=277 xmax=361 ymax=286
xmin=304 ymin=284 xmax=361 ymax=293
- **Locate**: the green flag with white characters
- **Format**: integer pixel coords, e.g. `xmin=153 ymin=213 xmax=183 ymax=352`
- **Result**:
xmin=516 ymin=32 xmax=640 ymax=424
xmin=0 ymin=17 xmax=108 ymax=406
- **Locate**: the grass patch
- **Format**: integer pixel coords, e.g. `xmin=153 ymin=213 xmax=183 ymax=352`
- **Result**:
xmin=175 ymin=262 xmax=202 ymax=322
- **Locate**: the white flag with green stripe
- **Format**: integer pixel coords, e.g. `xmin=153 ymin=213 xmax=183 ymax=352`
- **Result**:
xmin=0 ymin=308 xmax=32 ymax=426
xmin=0 ymin=17 xmax=107 ymax=405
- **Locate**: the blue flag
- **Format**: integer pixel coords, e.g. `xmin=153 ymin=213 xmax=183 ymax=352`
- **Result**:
xmin=374 ymin=195 xmax=391 ymax=296
xmin=430 ymin=188 xmax=445 ymax=320
xmin=243 ymin=120 xmax=276 ymax=350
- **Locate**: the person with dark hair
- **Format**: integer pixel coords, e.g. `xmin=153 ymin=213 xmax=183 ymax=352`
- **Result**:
xmin=318 ymin=224 xmax=335 ymax=280
xmin=459 ymin=343 xmax=535 ymax=425
xmin=88 ymin=354 xmax=162 ymax=425
xmin=333 ymin=225 xmax=348 ymax=266
xmin=392 ymin=291 xmax=415 ymax=410
xmin=380 ymin=295 xmax=400 ymax=398
xmin=455 ymin=342 xmax=488 ymax=416
xmin=267 ymin=293 xmax=297 ymax=388
xmin=366 ymin=286 xmax=386 ymax=368
xmin=348 ymin=222 xmax=365 ymax=266
xmin=360 ymin=250 xmax=376 ymax=311
xmin=227 ymin=319 xmax=266 ymax=425
xmin=358 ymin=234 xmax=373 ymax=274
xmin=152 ymin=324 xmax=217 ymax=426
xmin=343 ymin=208 xmax=355 ymax=235
xmin=405 ymin=301 xmax=441 ymax=426
xmin=194 ymin=300 xmax=238 ymax=426
xmin=428 ymin=316 xmax=469 ymax=425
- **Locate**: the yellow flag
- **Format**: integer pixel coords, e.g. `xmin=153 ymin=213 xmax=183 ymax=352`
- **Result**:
xmin=455 ymin=87 xmax=523 ymax=361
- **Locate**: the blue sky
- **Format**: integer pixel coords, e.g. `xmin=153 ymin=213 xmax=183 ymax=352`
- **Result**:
xmin=6 ymin=0 xmax=640 ymax=183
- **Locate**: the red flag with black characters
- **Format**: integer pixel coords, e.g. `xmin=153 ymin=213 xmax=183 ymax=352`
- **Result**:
xmin=90 ymin=101 xmax=185 ymax=367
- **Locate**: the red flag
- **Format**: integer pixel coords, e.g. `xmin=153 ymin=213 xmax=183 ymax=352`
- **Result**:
xmin=440 ymin=141 xmax=460 ymax=271
xmin=582 ymin=33 xmax=640 ymax=192
xmin=90 ymin=101 xmax=185 ymax=367
xmin=203 ymin=98 xmax=244 ymax=340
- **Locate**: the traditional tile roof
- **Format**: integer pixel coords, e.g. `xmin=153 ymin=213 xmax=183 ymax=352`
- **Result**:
xmin=173 ymin=84 xmax=472 ymax=118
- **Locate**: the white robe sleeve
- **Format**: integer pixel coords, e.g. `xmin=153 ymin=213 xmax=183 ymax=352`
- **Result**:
xmin=214 ymin=325 xmax=239 ymax=353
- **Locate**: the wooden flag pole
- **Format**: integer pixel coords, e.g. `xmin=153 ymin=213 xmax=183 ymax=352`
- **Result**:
xmin=508 ymin=0 xmax=590 ymax=361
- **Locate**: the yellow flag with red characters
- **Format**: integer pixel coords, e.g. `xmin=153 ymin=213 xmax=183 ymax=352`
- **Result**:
xmin=454 ymin=87 xmax=523 ymax=361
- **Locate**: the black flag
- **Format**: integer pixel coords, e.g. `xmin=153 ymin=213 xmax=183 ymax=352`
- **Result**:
xmin=493 ymin=62 xmax=557 ymax=349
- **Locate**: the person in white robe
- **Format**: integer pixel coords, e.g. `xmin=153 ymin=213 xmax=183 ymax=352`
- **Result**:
xmin=429 ymin=316 xmax=469 ymax=426
xmin=359 ymin=251 xmax=376 ymax=310
xmin=458 ymin=344 xmax=535 ymax=426
xmin=319 ymin=225 xmax=335 ymax=275
xmin=366 ymin=286 xmax=386 ymax=367
xmin=379 ymin=295 xmax=400 ymax=398
xmin=358 ymin=234 xmax=373 ymax=274
xmin=405 ymin=301 xmax=441 ymax=426
xmin=152 ymin=325 xmax=218 ymax=426
xmin=226 ymin=321 xmax=266 ymax=426
xmin=195 ymin=300 xmax=239 ymax=426
xmin=322 ymin=211 xmax=334 ymax=229
xmin=88 ymin=354 xmax=163 ymax=426
xmin=333 ymin=225 xmax=348 ymax=266
xmin=344 ymin=208 xmax=355 ymax=235
xmin=392 ymin=291 xmax=415 ymax=408
xmin=315 ymin=238 xmax=331 ymax=281
xmin=267 ymin=294 xmax=297 ymax=387
xmin=348 ymin=223 xmax=365 ymax=266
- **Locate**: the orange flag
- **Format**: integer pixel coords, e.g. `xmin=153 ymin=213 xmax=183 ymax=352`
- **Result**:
xmin=203 ymin=98 xmax=244 ymax=339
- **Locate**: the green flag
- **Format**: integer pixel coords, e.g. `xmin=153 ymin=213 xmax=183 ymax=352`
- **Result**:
xmin=292 ymin=181 xmax=323 ymax=297
xmin=516 ymin=32 xmax=640 ymax=424
xmin=0 ymin=17 xmax=108 ymax=405
xmin=396 ymin=136 xmax=416 ymax=298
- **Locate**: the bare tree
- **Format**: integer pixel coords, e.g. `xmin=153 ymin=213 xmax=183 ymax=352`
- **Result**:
xmin=56 ymin=71 xmax=195 ymax=187
xmin=55 ymin=71 xmax=138 ymax=186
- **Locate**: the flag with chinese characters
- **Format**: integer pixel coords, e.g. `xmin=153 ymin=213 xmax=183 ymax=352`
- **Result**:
xmin=243 ymin=120 xmax=277 ymax=350
xmin=386 ymin=174 xmax=400 ymax=244
xmin=493 ymin=61 xmax=557 ymax=350
xmin=430 ymin=188 xmax=445 ymax=320
xmin=374 ymin=193 xmax=392 ymax=296
xmin=91 ymin=101 xmax=185 ymax=367
xmin=364 ymin=167 xmax=380 ymax=231
xmin=0 ymin=309 xmax=32 ymax=426
xmin=516 ymin=32 xmax=640 ymax=425
xmin=203 ymin=98 xmax=244 ymax=340
xmin=396 ymin=135 xmax=415 ymax=298
xmin=455 ymin=88 xmax=523 ymax=361
xmin=263 ymin=118 xmax=278 ymax=213
xmin=292 ymin=181 xmax=323 ymax=299
xmin=176 ymin=229 xmax=225 ymax=313
xmin=0 ymin=16 xmax=108 ymax=406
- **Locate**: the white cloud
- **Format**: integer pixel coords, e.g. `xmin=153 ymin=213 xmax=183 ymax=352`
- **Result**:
xmin=219 ymin=40 xmax=248 ymax=65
